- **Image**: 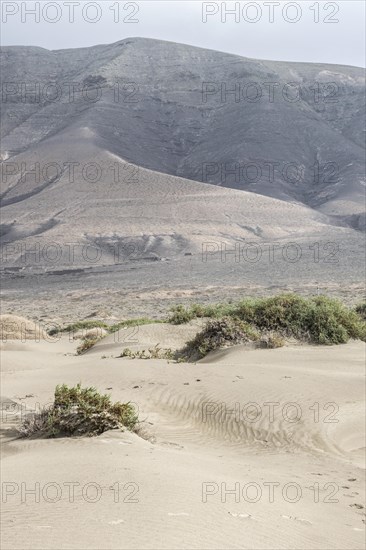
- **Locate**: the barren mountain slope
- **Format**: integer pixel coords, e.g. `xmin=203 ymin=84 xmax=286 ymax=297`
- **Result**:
xmin=1 ymin=38 xmax=365 ymax=220
xmin=0 ymin=38 xmax=364 ymax=274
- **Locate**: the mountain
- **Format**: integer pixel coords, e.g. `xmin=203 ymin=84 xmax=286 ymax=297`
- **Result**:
xmin=0 ymin=38 xmax=365 ymax=268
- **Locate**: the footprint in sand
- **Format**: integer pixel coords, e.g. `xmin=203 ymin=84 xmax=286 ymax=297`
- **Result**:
xmin=228 ymin=512 xmax=253 ymax=520
xmin=160 ymin=441 xmax=184 ymax=449
xmin=281 ymin=515 xmax=312 ymax=525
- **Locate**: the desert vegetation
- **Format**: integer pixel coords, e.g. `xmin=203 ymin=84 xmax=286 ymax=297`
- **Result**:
xmin=119 ymin=344 xmax=174 ymax=360
xmin=168 ymin=294 xmax=366 ymax=346
xmin=20 ymin=384 xmax=138 ymax=438
xmin=178 ymin=317 xmax=259 ymax=360
xmin=48 ymin=318 xmax=159 ymax=336
xmin=40 ymin=295 xmax=366 ymax=360
xmin=355 ymin=302 xmax=366 ymax=321
xmin=49 ymin=318 xmax=161 ymax=354
xmin=76 ymin=336 xmax=100 ymax=355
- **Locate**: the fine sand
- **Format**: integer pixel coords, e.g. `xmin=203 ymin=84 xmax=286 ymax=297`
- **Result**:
xmin=1 ymin=326 xmax=365 ymax=550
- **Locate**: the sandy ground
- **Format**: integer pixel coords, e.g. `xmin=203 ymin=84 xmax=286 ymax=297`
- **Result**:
xmin=1 ymin=328 xmax=365 ymax=550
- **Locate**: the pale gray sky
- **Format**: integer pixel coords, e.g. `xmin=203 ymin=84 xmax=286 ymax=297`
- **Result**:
xmin=1 ymin=1 xmax=365 ymax=67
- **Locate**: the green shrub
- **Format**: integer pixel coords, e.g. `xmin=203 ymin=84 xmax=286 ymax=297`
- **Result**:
xmin=168 ymin=303 xmax=235 ymax=324
xmin=355 ymin=302 xmax=366 ymax=321
xmin=76 ymin=337 xmax=99 ymax=355
xmin=48 ymin=320 xmax=109 ymax=336
xmin=235 ymin=294 xmax=310 ymax=336
xmin=109 ymin=318 xmax=159 ymax=333
xmin=170 ymin=295 xmax=366 ymax=345
xmin=168 ymin=305 xmax=195 ymax=324
xmin=179 ymin=317 xmax=259 ymax=360
xmin=20 ymin=383 xmax=138 ymax=437
xmin=239 ymin=294 xmax=366 ymax=344
xmin=305 ymin=296 xmax=358 ymax=344
xmin=49 ymin=318 xmax=159 ymax=337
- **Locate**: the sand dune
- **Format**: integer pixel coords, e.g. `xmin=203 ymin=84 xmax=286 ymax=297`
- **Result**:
xmin=88 ymin=320 xmax=205 ymax=355
xmin=1 ymin=329 xmax=365 ymax=549
xmin=0 ymin=314 xmax=48 ymax=341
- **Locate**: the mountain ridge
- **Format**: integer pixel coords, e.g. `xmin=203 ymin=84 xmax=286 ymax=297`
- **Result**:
xmin=0 ymin=38 xmax=365 ymax=267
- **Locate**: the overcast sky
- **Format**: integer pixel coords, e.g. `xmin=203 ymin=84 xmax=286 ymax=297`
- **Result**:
xmin=1 ymin=1 xmax=365 ymax=67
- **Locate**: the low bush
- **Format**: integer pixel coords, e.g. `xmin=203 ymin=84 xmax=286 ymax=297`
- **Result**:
xmin=119 ymin=344 xmax=174 ymax=360
xmin=76 ymin=337 xmax=99 ymax=355
xmin=109 ymin=318 xmax=160 ymax=333
xmin=355 ymin=302 xmax=366 ymax=321
xmin=48 ymin=320 xmax=109 ymax=336
xmin=49 ymin=318 xmax=159 ymax=337
xmin=168 ymin=303 xmax=235 ymax=324
xmin=168 ymin=295 xmax=366 ymax=345
xmin=19 ymin=383 xmax=138 ymax=438
xmin=179 ymin=317 xmax=259 ymax=360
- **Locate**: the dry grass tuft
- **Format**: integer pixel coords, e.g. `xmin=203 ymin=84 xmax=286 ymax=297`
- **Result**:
xmin=20 ymin=384 xmax=138 ymax=438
